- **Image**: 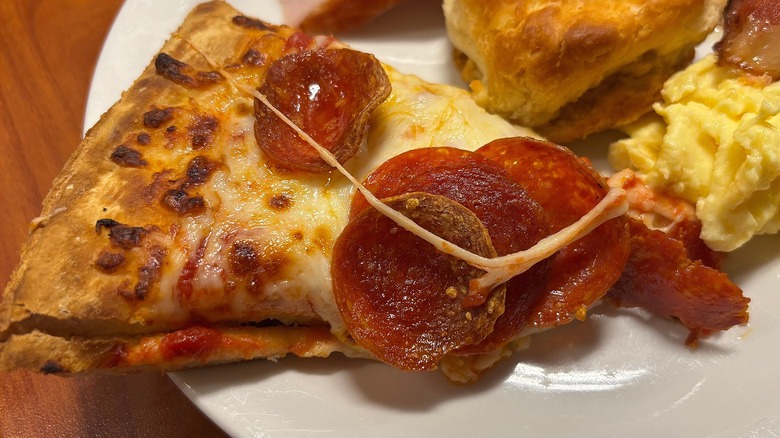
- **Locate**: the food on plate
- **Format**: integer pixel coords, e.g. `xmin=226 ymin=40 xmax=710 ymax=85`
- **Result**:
xmin=609 ymin=28 xmax=780 ymax=252
xmin=283 ymin=0 xmax=410 ymax=34
xmin=715 ymin=0 xmax=780 ymax=80
xmin=0 ymin=1 xmax=748 ymax=382
xmin=442 ymin=0 xmax=727 ymax=143
xmin=606 ymin=170 xmax=750 ymax=345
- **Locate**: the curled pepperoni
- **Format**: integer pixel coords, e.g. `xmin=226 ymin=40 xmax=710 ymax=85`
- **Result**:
xmin=477 ymin=137 xmax=630 ymax=328
xmin=332 ymin=192 xmax=505 ymax=370
xmin=254 ymin=48 xmax=391 ymax=172
xmin=607 ymin=218 xmax=749 ymax=346
xmin=351 ymin=147 xmax=552 ymax=354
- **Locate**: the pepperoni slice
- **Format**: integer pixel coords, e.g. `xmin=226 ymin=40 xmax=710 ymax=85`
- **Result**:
xmin=350 ymin=147 xmax=475 ymax=217
xmin=254 ymin=48 xmax=391 ymax=172
xmin=332 ymin=192 xmax=505 ymax=370
xmin=607 ymin=218 xmax=749 ymax=346
xmin=477 ymin=137 xmax=630 ymax=328
xmin=351 ymin=147 xmax=552 ymax=354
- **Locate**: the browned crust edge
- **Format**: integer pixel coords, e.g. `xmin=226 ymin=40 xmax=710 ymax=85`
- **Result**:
xmin=0 ymin=325 xmax=361 ymax=374
xmin=0 ymin=1 xmax=249 ymax=338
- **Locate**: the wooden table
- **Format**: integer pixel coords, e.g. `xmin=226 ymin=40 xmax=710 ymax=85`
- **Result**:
xmin=0 ymin=1 xmax=229 ymax=436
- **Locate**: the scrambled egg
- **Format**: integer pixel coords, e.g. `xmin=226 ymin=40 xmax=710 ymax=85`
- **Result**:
xmin=609 ymin=55 xmax=780 ymax=252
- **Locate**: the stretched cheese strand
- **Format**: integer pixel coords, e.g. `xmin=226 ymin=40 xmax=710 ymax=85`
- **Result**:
xmin=179 ymin=36 xmax=628 ymax=301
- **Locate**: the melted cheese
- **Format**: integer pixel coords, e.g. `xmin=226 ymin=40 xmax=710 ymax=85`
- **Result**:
xmin=84 ymin=61 xmax=621 ymax=346
xmin=84 ymin=66 xmax=545 ymax=335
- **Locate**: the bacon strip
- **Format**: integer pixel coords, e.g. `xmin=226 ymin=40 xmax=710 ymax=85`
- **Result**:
xmin=716 ymin=0 xmax=780 ymax=80
xmin=607 ymin=171 xmax=749 ymax=344
xmin=607 ymin=219 xmax=749 ymax=345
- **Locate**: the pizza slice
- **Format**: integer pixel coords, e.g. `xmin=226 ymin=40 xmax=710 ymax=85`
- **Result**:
xmin=0 ymin=1 xmax=748 ymax=382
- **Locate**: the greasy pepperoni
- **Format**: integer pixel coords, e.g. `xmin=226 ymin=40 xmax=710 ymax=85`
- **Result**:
xmin=477 ymin=137 xmax=630 ymax=328
xmin=332 ymin=193 xmax=505 ymax=370
xmin=155 ymin=53 xmax=223 ymax=88
xmin=351 ymin=147 xmax=552 ymax=354
xmin=254 ymin=48 xmax=391 ymax=173
xmin=351 ymin=147 xmax=482 ymax=217
xmin=607 ymin=218 xmax=749 ymax=345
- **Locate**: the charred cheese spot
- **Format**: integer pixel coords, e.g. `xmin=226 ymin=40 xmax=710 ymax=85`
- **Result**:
xmin=242 ymin=48 xmax=266 ymax=67
xmin=141 ymin=170 xmax=176 ymax=205
xmin=95 ymin=219 xmax=148 ymax=250
xmin=229 ymin=240 xmax=258 ymax=276
xmin=158 ymin=157 xmax=218 ymax=215
xmin=155 ymin=53 xmax=223 ymax=88
xmin=109 ymin=226 xmax=148 ymax=250
xmin=291 ymin=231 xmax=304 ymax=241
xmin=143 ymin=107 xmax=175 ymax=129
xmin=232 ymin=15 xmax=276 ymax=31
xmin=128 ymin=245 xmax=166 ymax=301
xmin=162 ymin=188 xmax=206 ymax=215
xmin=40 ymin=361 xmax=64 ymax=374
xmin=189 ymin=115 xmax=219 ymax=149
xmin=95 ymin=218 xmax=121 ymax=233
xmin=185 ymin=156 xmax=219 ymax=185
xmin=136 ymin=133 xmax=151 ymax=145
xmin=95 ymin=250 xmax=126 ymax=273
xmin=117 ymin=245 xmax=167 ymax=302
xmin=228 ymin=240 xmax=288 ymax=294
xmin=110 ymin=145 xmax=147 ymax=168
xmin=268 ymin=193 xmax=292 ymax=210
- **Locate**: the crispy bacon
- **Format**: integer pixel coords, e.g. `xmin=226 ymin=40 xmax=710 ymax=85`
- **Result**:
xmin=607 ymin=170 xmax=749 ymax=344
xmin=716 ymin=0 xmax=780 ymax=80
xmin=607 ymin=218 xmax=749 ymax=345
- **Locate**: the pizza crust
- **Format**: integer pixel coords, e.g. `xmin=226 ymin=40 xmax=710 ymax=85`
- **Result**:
xmin=0 ymin=1 xmax=543 ymax=376
xmin=0 ymin=326 xmax=362 ymax=374
xmin=1 ymin=2 xmax=289 ymax=339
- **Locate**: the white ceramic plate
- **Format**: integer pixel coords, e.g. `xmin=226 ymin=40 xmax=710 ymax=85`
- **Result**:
xmin=87 ymin=1 xmax=780 ymax=437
